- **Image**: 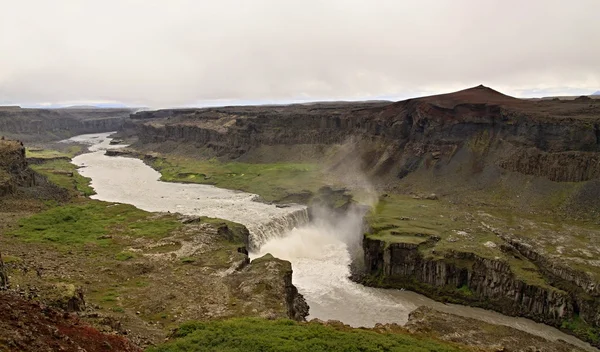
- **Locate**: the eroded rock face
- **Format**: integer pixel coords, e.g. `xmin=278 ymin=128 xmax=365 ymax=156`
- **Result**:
xmin=129 ymin=86 xmax=600 ymax=183
xmin=231 ymin=254 xmax=309 ymax=321
xmin=0 ymin=107 xmax=131 ymax=142
xmin=0 ymin=139 xmax=35 ymax=196
xmin=362 ymin=238 xmax=573 ymax=325
xmin=361 ymin=236 xmax=600 ymax=347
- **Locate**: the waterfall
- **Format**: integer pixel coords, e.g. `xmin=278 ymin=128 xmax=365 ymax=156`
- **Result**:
xmin=246 ymin=207 xmax=310 ymax=251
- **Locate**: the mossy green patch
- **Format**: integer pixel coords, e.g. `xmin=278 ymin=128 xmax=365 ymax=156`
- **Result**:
xmin=148 ymin=318 xmax=469 ymax=352
xmin=115 ymin=251 xmax=136 ymax=261
xmin=8 ymin=200 xmax=182 ymax=248
xmin=457 ymin=285 xmax=473 ymax=297
xmin=366 ymin=195 xmax=554 ymax=290
xmin=148 ymin=157 xmax=328 ymax=202
xmin=31 ymin=159 xmax=95 ymax=196
xmin=561 ymin=315 xmax=600 ymax=344
xmin=26 ymin=148 xmax=69 ymax=159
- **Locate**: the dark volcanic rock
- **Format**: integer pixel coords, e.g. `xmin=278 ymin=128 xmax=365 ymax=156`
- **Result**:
xmin=361 ymin=235 xmax=600 ymax=347
xmin=0 ymin=139 xmax=35 ymax=196
xmin=362 ymin=238 xmax=573 ymax=326
xmin=129 ymin=86 xmax=600 ymax=183
xmin=0 ymin=107 xmax=132 ymax=142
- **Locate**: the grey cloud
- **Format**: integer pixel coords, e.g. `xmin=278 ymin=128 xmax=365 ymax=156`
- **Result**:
xmin=0 ymin=0 xmax=599 ymax=107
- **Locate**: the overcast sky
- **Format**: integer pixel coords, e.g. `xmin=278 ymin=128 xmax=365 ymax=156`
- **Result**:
xmin=1 ymin=0 xmax=599 ymax=107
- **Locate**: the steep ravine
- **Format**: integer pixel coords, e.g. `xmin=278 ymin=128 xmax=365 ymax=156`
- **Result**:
xmin=361 ymin=237 xmax=599 ymax=347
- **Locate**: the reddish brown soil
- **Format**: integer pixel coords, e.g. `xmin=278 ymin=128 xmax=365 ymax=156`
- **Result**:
xmin=0 ymin=291 xmax=141 ymax=352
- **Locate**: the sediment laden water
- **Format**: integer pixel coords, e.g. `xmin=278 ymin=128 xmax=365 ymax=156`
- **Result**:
xmin=70 ymin=133 xmax=308 ymax=241
xmin=247 ymin=208 xmax=309 ymax=251
xmin=68 ymin=132 xmax=596 ymax=352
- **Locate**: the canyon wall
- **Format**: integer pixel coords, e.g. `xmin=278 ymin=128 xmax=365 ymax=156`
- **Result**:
xmin=0 ymin=107 xmax=131 ymax=142
xmin=129 ymin=86 xmax=600 ymax=183
xmin=361 ymin=236 xmax=600 ymax=347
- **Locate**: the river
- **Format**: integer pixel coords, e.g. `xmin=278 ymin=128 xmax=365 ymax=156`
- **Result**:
xmin=69 ymin=132 xmax=595 ymax=351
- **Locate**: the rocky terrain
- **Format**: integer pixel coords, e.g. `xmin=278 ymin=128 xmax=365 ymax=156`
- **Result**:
xmin=405 ymin=306 xmax=584 ymax=352
xmin=2 ymin=86 xmax=600 ymax=350
xmin=0 ymin=140 xmax=309 ymax=350
xmin=0 ymin=291 xmax=141 ymax=352
xmin=0 ymin=106 xmax=132 ymax=142
xmin=0 ymin=140 xmax=35 ymax=197
xmin=118 ymin=86 xmax=600 ymax=346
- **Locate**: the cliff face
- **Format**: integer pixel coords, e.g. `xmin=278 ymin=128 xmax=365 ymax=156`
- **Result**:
xmin=0 ymin=107 xmax=132 ymax=142
xmin=362 ymin=236 xmax=599 ymax=347
xmin=363 ymin=238 xmax=572 ymax=324
xmin=0 ymin=139 xmax=35 ymax=196
xmin=129 ymin=86 xmax=600 ymax=183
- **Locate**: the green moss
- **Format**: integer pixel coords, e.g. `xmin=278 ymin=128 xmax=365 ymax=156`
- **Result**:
xmin=180 ymin=256 xmax=195 ymax=264
xmin=26 ymin=148 xmax=68 ymax=159
xmin=457 ymin=285 xmax=473 ymax=297
xmin=561 ymin=315 xmax=600 ymax=344
xmin=8 ymin=200 xmax=182 ymax=248
xmin=115 ymin=251 xmax=136 ymax=261
xmin=26 ymin=146 xmax=82 ymax=159
xmin=31 ymin=159 xmax=95 ymax=196
xmin=367 ymin=232 xmax=428 ymax=245
xmin=366 ymin=195 xmax=557 ymax=290
xmin=148 ymin=318 xmax=469 ymax=352
xmin=101 ymin=291 xmax=119 ymax=302
xmin=148 ymin=157 xmax=329 ymax=203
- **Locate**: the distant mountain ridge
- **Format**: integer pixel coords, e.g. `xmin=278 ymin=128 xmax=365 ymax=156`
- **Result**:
xmin=592 ymin=91 xmax=600 ymax=96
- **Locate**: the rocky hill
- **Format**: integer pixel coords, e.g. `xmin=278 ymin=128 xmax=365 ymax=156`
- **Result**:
xmin=0 ymin=107 xmax=132 ymax=142
xmin=0 ymin=139 xmax=35 ymax=197
xmin=121 ymin=86 xmax=600 ymax=346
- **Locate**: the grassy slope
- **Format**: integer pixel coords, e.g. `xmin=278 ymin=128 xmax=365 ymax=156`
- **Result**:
xmin=31 ymin=159 xmax=96 ymax=197
xmin=26 ymin=145 xmax=82 ymax=159
xmin=149 ymin=157 xmax=329 ymax=202
xmin=8 ymin=201 xmax=182 ymax=248
xmin=148 ymin=318 xmax=470 ymax=352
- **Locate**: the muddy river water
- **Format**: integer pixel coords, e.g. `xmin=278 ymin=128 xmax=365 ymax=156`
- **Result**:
xmin=69 ymin=132 xmax=594 ymax=351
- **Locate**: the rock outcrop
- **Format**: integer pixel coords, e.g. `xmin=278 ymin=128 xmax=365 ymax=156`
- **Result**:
xmin=0 ymin=291 xmax=141 ymax=352
xmin=0 ymin=139 xmax=35 ymax=196
xmin=361 ymin=236 xmax=599 ymax=347
xmin=233 ymin=254 xmax=309 ymax=321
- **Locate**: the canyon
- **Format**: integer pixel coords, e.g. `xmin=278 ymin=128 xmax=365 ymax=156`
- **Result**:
xmin=0 ymin=106 xmax=131 ymax=142
xmin=118 ymin=86 xmax=600 ymax=347
xmin=1 ymin=86 xmax=599 ymax=351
